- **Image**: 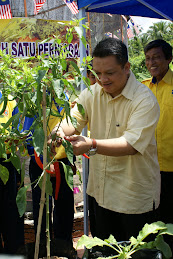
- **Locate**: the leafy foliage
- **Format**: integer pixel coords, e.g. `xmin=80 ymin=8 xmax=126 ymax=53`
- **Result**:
xmin=78 ymin=221 xmax=173 ymax=259
xmin=0 ymin=19 xmax=93 ymax=217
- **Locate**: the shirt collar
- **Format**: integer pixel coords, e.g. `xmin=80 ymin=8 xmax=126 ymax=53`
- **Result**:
xmin=152 ymin=68 xmax=173 ymax=85
xmin=121 ymin=71 xmax=137 ymax=101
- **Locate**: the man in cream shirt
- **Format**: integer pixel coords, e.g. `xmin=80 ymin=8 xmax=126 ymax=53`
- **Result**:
xmin=50 ymin=38 xmax=160 ymax=242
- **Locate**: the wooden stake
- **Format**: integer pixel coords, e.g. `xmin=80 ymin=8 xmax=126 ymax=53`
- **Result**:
xmin=24 ymin=0 xmax=27 ymax=17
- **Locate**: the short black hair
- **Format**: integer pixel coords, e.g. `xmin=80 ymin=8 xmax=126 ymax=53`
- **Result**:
xmin=92 ymin=38 xmax=128 ymax=68
xmin=144 ymin=39 xmax=172 ymax=60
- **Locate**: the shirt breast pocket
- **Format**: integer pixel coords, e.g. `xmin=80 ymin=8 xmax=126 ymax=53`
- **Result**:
xmin=163 ymin=88 xmax=173 ymax=107
xmin=115 ymin=125 xmax=126 ymax=138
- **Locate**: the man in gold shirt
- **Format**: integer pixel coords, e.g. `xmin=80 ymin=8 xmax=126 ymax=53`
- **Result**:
xmin=142 ymin=39 xmax=173 ymax=249
xmin=51 ymin=38 xmax=160 ymax=241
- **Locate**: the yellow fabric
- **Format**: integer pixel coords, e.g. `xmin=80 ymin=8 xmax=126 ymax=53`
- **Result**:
xmin=142 ymin=69 xmax=173 ymax=172
xmin=47 ymin=102 xmax=67 ymax=160
xmin=0 ymin=94 xmax=16 ymax=154
xmin=71 ymin=71 xmax=160 ymax=214
xmin=0 ymin=95 xmax=16 ymax=125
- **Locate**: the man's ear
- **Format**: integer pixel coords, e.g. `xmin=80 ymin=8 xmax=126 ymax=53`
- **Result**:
xmin=168 ymin=56 xmax=173 ymax=65
xmin=124 ymin=61 xmax=130 ymax=74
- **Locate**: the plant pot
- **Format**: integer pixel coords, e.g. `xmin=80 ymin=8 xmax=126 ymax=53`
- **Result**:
xmin=83 ymin=242 xmax=162 ymax=259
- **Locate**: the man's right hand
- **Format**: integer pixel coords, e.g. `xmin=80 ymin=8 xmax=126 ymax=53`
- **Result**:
xmin=47 ymin=126 xmax=65 ymax=155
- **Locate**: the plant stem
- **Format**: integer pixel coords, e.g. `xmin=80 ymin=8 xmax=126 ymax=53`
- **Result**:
xmin=46 ymin=184 xmax=51 ymax=257
xmin=34 ymin=168 xmax=46 ymax=259
xmin=43 ymin=86 xmax=51 ymax=259
xmin=34 ymin=85 xmax=51 ymax=259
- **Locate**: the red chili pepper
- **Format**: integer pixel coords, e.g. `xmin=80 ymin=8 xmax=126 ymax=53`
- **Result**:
xmin=83 ymin=153 xmax=90 ymax=159
xmin=34 ymin=150 xmax=61 ymax=200
xmin=34 ymin=150 xmax=53 ymax=174
xmin=53 ymin=162 xmax=61 ymax=200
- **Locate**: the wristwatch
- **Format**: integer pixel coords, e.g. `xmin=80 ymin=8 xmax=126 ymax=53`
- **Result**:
xmin=88 ymin=139 xmax=97 ymax=156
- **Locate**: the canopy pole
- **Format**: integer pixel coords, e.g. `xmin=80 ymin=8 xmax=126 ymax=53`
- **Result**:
xmin=79 ymin=7 xmax=89 ymax=237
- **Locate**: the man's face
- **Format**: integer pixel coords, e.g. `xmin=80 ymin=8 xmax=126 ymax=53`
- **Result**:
xmin=145 ymin=47 xmax=171 ymax=82
xmin=93 ymin=55 xmax=130 ymax=98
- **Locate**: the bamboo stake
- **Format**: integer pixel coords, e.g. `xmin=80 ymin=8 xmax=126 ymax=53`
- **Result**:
xmin=46 ymin=185 xmax=51 ymax=258
xmin=34 ymin=86 xmax=50 ymax=259
xmin=24 ymin=0 xmax=27 ymax=17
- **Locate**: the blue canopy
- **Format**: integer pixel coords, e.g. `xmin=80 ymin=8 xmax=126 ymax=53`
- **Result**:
xmin=77 ymin=0 xmax=173 ymax=21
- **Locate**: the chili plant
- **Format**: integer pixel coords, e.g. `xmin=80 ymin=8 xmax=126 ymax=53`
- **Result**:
xmin=77 ymin=221 xmax=173 ymax=259
xmin=0 ymin=19 xmax=93 ymax=259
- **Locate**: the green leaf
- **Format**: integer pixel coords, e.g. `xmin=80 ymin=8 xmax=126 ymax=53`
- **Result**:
xmin=0 ymin=95 xmax=7 ymax=116
xmin=77 ymin=235 xmax=107 ymax=249
xmin=70 ymin=116 xmax=77 ymax=128
xmin=62 ymin=139 xmax=74 ymax=165
xmin=19 ymin=123 xmax=23 ymax=132
xmin=36 ymin=69 xmax=47 ymax=84
xmin=105 ymin=235 xmax=118 ymax=245
xmin=155 ymin=235 xmax=172 ymax=259
xmin=82 ymin=76 xmax=92 ymax=90
xmin=160 ymin=223 xmax=173 ymax=236
xmin=67 ymin=33 xmax=73 ymax=44
xmin=64 ymin=100 xmax=71 ymax=117
xmin=16 ymin=185 xmax=30 ymax=217
xmin=61 ymin=162 xmax=73 ymax=191
xmin=137 ymin=221 xmax=166 ymax=242
xmin=53 ymin=79 xmax=64 ymax=99
xmin=20 ymin=160 xmax=26 ymax=187
xmin=81 ymin=35 xmax=87 ymax=48
xmin=1 ymin=113 xmax=18 ymax=129
xmin=12 ymin=112 xmax=21 ymax=129
xmin=10 ymin=154 xmax=21 ymax=172
xmin=0 ymin=164 xmax=9 ymax=184
xmin=70 ymin=61 xmax=80 ymax=74
xmin=82 ymin=24 xmax=90 ymax=30
xmin=0 ymin=142 xmax=7 ymax=159
xmin=32 ymin=127 xmax=45 ymax=156
xmin=74 ymin=26 xmax=83 ymax=38
xmin=19 ymin=145 xmax=28 ymax=157
xmin=60 ymin=59 xmax=67 ymax=71
xmin=46 ymin=175 xmax=53 ymax=196
xmin=76 ymin=169 xmax=82 ymax=184
xmin=50 ymin=109 xmax=63 ymax=118
xmin=77 ymin=103 xmax=85 ymax=118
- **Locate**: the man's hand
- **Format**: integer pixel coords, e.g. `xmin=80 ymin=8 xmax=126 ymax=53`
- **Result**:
xmin=47 ymin=126 xmax=65 ymax=155
xmin=64 ymin=135 xmax=92 ymax=156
